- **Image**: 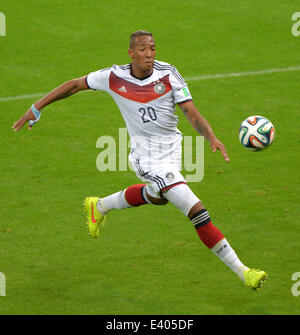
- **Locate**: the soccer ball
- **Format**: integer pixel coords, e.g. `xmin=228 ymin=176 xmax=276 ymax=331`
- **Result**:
xmin=239 ymin=116 xmax=275 ymax=151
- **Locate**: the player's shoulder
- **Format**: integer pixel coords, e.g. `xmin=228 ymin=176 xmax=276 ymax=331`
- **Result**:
xmin=154 ymin=60 xmax=185 ymax=84
xmin=111 ymin=63 xmax=131 ymax=74
xmin=154 ymin=60 xmax=176 ymax=71
xmin=101 ymin=63 xmax=130 ymax=80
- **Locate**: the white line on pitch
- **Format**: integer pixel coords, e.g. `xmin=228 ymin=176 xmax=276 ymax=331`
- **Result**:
xmin=0 ymin=90 xmax=92 ymax=102
xmin=0 ymin=92 xmax=48 ymax=102
xmin=1 ymin=65 xmax=300 ymax=102
xmin=184 ymin=65 xmax=300 ymax=81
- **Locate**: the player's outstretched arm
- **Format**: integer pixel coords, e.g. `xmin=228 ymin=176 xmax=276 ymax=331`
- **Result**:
xmin=12 ymin=76 xmax=90 ymax=131
xmin=179 ymin=101 xmax=230 ymax=162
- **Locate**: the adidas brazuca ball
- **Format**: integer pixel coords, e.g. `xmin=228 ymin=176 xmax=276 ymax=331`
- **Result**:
xmin=239 ymin=116 xmax=275 ymax=151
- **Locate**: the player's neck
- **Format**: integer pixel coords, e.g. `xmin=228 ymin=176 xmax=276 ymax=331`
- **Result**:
xmin=130 ymin=63 xmax=153 ymax=80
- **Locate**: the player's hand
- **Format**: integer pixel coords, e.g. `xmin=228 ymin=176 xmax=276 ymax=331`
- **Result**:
xmin=12 ymin=108 xmax=36 ymax=131
xmin=210 ymin=137 xmax=230 ymax=162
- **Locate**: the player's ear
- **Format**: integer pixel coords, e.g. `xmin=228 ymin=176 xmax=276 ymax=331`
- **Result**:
xmin=128 ymin=48 xmax=134 ymax=60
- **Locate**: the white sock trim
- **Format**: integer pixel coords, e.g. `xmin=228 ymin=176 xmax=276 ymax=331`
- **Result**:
xmin=142 ymin=186 xmax=152 ymax=204
xmin=98 ymin=190 xmax=132 ymax=214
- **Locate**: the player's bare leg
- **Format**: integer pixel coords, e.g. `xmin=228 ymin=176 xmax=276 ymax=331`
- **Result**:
xmin=146 ymin=192 xmax=168 ymax=205
xmin=187 ymin=201 xmax=205 ymax=218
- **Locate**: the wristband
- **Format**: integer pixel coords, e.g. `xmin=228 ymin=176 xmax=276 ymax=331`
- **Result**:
xmin=29 ymin=104 xmax=41 ymax=126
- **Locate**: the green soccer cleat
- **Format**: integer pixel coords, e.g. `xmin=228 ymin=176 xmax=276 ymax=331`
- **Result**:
xmin=243 ymin=268 xmax=268 ymax=291
xmin=83 ymin=197 xmax=106 ymax=237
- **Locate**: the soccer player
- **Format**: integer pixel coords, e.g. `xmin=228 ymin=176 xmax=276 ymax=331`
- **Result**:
xmin=12 ymin=30 xmax=267 ymax=290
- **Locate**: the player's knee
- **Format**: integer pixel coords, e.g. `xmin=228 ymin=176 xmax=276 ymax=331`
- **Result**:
xmin=187 ymin=201 xmax=205 ymax=219
xmin=163 ymin=183 xmax=200 ymax=216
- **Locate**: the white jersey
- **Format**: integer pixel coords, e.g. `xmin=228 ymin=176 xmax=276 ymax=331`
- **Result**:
xmin=86 ymin=60 xmax=193 ymax=168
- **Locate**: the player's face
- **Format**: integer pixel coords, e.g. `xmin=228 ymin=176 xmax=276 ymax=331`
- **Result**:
xmin=129 ymin=35 xmax=156 ymax=77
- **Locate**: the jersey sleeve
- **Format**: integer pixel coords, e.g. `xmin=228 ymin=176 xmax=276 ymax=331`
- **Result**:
xmin=86 ymin=68 xmax=111 ymax=91
xmin=169 ymin=66 xmax=193 ymax=105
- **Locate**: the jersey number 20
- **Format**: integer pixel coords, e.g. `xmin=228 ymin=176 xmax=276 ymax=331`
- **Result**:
xmin=139 ymin=107 xmax=157 ymax=123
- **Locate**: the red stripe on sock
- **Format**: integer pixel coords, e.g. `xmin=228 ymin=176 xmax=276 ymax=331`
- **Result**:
xmin=196 ymin=222 xmax=224 ymax=249
xmin=125 ymin=184 xmax=147 ymax=207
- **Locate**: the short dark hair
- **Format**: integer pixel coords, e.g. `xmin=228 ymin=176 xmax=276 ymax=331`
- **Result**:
xmin=129 ymin=30 xmax=153 ymax=49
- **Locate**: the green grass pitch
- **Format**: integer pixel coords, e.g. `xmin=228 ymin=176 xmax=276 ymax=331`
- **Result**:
xmin=0 ymin=0 xmax=300 ymax=315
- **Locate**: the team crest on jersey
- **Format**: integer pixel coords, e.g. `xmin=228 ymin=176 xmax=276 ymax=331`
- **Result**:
xmin=154 ymin=82 xmax=165 ymax=95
